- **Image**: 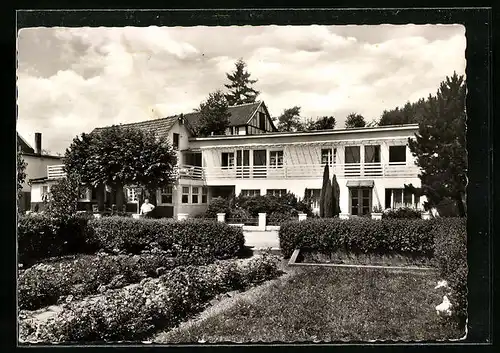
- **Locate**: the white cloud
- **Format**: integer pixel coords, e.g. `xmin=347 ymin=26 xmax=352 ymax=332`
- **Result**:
xmin=17 ymin=25 xmax=465 ymax=154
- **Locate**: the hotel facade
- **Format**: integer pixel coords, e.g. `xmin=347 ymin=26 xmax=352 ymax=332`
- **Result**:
xmin=29 ymin=101 xmax=425 ymax=218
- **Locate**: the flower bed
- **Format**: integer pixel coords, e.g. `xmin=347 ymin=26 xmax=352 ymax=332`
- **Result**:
xmin=19 ymin=254 xmax=281 ymax=343
xmin=18 ymin=251 xmax=179 ymax=311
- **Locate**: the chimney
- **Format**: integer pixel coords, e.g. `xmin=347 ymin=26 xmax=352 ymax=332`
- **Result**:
xmin=35 ymin=132 xmax=42 ymax=155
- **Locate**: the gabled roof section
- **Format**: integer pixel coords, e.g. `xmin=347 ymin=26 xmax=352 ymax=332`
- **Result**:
xmin=183 ymin=101 xmax=263 ymax=129
xmin=91 ymin=116 xmax=179 ymax=139
xmin=17 ymin=132 xmax=35 ymax=153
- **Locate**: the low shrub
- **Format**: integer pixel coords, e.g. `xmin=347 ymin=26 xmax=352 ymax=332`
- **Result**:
xmin=89 ymin=217 xmax=244 ymax=259
xmin=382 ymin=207 xmax=422 ymax=219
xmin=203 ymin=197 xmax=231 ymax=219
xmin=433 ymin=218 xmax=467 ymax=325
xmin=21 ymin=254 xmax=281 ymax=342
xmin=279 ymin=218 xmax=438 ymax=258
xmin=18 ymin=251 xmax=181 ymax=311
xmin=18 ymin=213 xmax=97 ymax=267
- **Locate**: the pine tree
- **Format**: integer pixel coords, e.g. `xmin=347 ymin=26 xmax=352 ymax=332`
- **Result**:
xmin=408 ymin=72 xmax=467 ymax=217
xmin=195 ymin=90 xmax=232 ymax=137
xmin=331 ymin=174 xmax=341 ymax=216
xmin=324 ymin=178 xmax=333 ymax=218
xmin=224 ymin=58 xmax=260 ymax=106
xmin=319 ymin=164 xmax=330 ymax=217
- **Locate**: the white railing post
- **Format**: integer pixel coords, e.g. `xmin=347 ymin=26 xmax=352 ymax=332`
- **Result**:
xmin=217 ymin=213 xmax=226 ymax=223
xmin=339 ymin=213 xmax=350 ymax=220
xmin=421 ymin=211 xmax=431 ymax=220
xmin=258 ymin=213 xmax=266 ymax=231
xmin=177 ymin=213 xmax=189 ymax=221
xmin=298 ymin=213 xmax=307 ymax=221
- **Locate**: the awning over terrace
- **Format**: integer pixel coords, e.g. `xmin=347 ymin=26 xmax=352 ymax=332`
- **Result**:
xmin=346 ymin=180 xmax=375 ymax=188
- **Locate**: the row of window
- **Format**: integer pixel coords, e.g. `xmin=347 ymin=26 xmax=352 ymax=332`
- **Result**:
xmin=181 ymin=186 xmax=208 ymax=204
xmin=240 ymin=189 xmax=287 ymax=197
xmin=221 ymin=145 xmax=406 ymax=168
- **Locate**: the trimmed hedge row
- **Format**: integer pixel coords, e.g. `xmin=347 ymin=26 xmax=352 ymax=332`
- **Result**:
xmin=279 ymin=218 xmax=436 ymax=258
xmin=89 ymin=217 xmax=245 ymax=259
xmin=432 ymin=218 xmax=467 ymax=325
xmin=18 ymin=250 xmax=197 ymax=311
xmin=18 ymin=213 xmax=97 ymax=266
xmin=18 ymin=215 xmax=245 ymax=266
xmin=20 ymin=254 xmax=281 ymax=342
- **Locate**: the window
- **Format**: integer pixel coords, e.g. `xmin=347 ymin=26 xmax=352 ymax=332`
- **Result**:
xmin=42 ymin=185 xmax=50 ymax=201
xmin=389 ymin=145 xmax=406 ymax=163
xmin=161 ymin=186 xmax=173 ymax=204
xmin=304 ymin=189 xmax=321 ymax=210
xmin=385 ymin=188 xmax=419 ymax=208
xmin=241 ymin=189 xmax=261 ymax=197
xmin=78 ymin=186 xmax=89 ymax=200
xmin=350 ymin=188 xmax=372 ymax=216
xmin=91 ymin=187 xmax=97 ymax=200
xmin=202 ymin=187 xmax=208 ymax=203
xmin=173 ymin=133 xmax=179 ymax=149
xmin=222 ymin=152 xmax=235 ymax=168
xmin=321 ymin=148 xmax=336 ymax=165
xmin=234 ymin=127 xmax=240 ymax=135
xmin=267 ymin=189 xmax=287 ymax=197
xmin=192 ymin=187 xmax=199 ymax=204
xmin=345 ymin=146 xmax=361 ymax=163
xmin=270 ymin=150 xmax=284 ymax=168
xmin=364 ymin=145 xmax=381 ymax=163
xmin=259 ymin=112 xmax=266 ymax=130
xmin=126 ymin=187 xmax=138 ymax=202
xmin=182 ymin=186 xmax=189 ymax=204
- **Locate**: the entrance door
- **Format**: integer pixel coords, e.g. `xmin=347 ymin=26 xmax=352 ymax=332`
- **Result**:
xmin=236 ymin=149 xmax=250 ymax=178
xmin=350 ymin=187 xmax=372 ymax=216
xmin=253 ymin=150 xmax=267 ymax=178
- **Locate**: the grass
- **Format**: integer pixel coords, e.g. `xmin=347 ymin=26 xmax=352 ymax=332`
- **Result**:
xmin=155 ymin=266 xmax=464 ymax=343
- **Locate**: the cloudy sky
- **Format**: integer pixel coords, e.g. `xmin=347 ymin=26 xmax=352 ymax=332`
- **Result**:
xmin=17 ymin=24 xmax=465 ymax=154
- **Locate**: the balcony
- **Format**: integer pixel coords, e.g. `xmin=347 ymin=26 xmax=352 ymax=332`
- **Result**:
xmin=178 ymin=165 xmax=204 ymax=180
xmin=203 ymin=162 xmax=420 ymax=180
xmin=47 ymin=165 xmax=66 ymax=179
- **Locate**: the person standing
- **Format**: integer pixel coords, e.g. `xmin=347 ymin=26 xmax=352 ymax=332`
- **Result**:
xmin=140 ymin=198 xmax=155 ymax=218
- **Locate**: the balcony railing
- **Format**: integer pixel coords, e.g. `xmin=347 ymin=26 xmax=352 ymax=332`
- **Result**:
xmin=203 ymin=162 xmax=419 ymax=180
xmin=178 ymin=165 xmax=204 ymax=180
xmin=47 ymin=165 xmax=66 ymax=179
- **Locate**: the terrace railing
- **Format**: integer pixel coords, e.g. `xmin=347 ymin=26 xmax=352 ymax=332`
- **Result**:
xmin=47 ymin=165 xmax=66 ymax=179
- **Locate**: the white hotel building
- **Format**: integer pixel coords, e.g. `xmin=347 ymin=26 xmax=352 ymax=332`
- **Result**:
xmin=30 ymin=101 xmax=425 ymax=218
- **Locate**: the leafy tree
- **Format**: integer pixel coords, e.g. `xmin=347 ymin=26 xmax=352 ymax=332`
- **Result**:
xmin=64 ymin=126 xmax=177 ymax=211
xmin=275 ymin=106 xmax=304 ymax=132
xmin=195 ymin=90 xmax=231 ymax=137
xmin=319 ymin=164 xmax=330 ymax=218
xmin=305 ymin=116 xmax=336 ymax=131
xmin=379 ymin=98 xmax=428 ymax=126
xmin=345 ymin=113 xmax=366 ymax=128
xmin=408 ymin=72 xmax=467 ymax=217
xmin=47 ymin=174 xmax=81 ymax=219
xmin=224 ymin=58 xmax=260 ymax=106
xmin=17 ymin=150 xmax=27 ymax=213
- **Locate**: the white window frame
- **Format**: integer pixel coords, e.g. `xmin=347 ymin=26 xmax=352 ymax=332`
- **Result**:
xmin=389 ymin=188 xmax=419 ymax=209
xmin=222 ymin=152 xmax=235 ymax=169
xmin=241 ymin=189 xmax=261 ymax=197
xmin=321 ymin=148 xmax=336 ymax=165
xmin=191 ymin=186 xmax=200 ymax=204
xmin=181 ymin=186 xmax=190 ymax=204
xmin=160 ymin=186 xmax=173 ymax=205
xmin=126 ymin=187 xmax=139 ymax=202
xmin=266 ymin=189 xmax=287 ymax=197
xmin=201 ymin=187 xmax=208 ymax=204
xmin=269 ymin=150 xmax=284 ymax=168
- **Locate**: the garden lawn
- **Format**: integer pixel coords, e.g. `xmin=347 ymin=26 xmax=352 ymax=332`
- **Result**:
xmin=155 ymin=266 xmax=465 ymax=343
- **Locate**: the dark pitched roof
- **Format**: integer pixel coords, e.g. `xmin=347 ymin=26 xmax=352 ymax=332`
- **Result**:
xmin=91 ymin=116 xmax=178 ymax=139
xmin=183 ymin=101 xmax=263 ymax=128
xmin=17 ymin=132 xmax=35 ymax=153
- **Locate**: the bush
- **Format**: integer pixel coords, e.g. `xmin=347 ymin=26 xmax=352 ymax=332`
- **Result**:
xmin=21 ymin=254 xmax=281 ymax=342
xmin=89 ymin=217 xmax=244 ymax=259
xmin=18 ymin=213 xmax=97 ymax=266
xmin=433 ymin=218 xmax=467 ymax=325
xmin=18 ymin=251 xmax=180 ymax=311
xmin=228 ymin=208 xmax=252 ymax=222
xmin=204 ymin=197 xmax=231 ymax=219
xmin=279 ymin=218 xmax=438 ymax=258
xmin=382 ymin=207 xmax=423 ymax=219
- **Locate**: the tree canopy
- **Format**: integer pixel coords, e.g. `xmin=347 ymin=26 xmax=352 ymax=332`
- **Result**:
xmin=275 ymin=106 xmax=304 ymax=132
xmin=344 ymin=113 xmax=366 ymax=128
xmin=195 ymin=90 xmax=232 ymax=137
xmin=408 ymin=72 xmax=467 ymax=216
xmin=64 ymin=126 xmax=178 ymax=210
xmin=305 ymin=116 xmax=336 ymax=131
xmin=17 ymin=150 xmax=27 ymax=212
xmin=224 ymin=58 xmax=260 ymax=106
xmin=379 ymin=98 xmax=428 ymax=126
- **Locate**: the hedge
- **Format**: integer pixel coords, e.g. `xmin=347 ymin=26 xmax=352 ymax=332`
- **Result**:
xmin=432 ymin=218 xmax=467 ymax=325
xmin=18 ymin=213 xmax=98 ymax=266
xmin=19 ymin=254 xmax=281 ymax=342
xmin=382 ymin=207 xmax=422 ymax=219
xmin=279 ymin=218 xmax=436 ymax=258
xmin=89 ymin=217 xmax=245 ymax=259
xmin=18 ymin=249 xmax=202 ymax=311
